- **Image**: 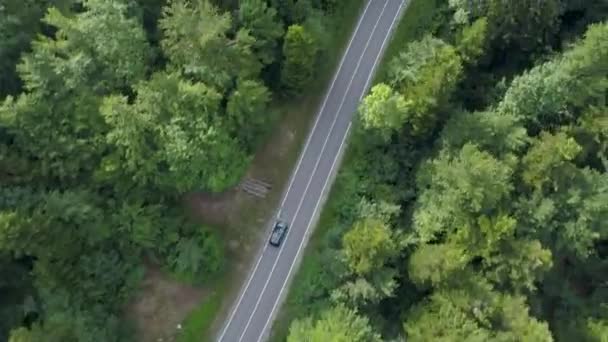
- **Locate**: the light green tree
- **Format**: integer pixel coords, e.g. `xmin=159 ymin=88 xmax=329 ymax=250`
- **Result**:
xmin=405 ymin=278 xmax=553 ymax=342
xmin=387 ymin=36 xmax=463 ymax=134
xmin=359 ymin=83 xmax=410 ymax=138
xmin=409 ymin=243 xmax=469 ymax=287
xmin=287 ymin=304 xmax=381 ymax=342
xmin=342 ymin=218 xmax=398 ymax=276
xmin=101 ymin=72 xmax=250 ymax=193
xmin=522 ymin=132 xmax=582 ymax=191
xmin=413 ymin=144 xmax=514 ymax=242
xmin=18 ymin=0 xmax=149 ymax=93
xmin=160 ymin=0 xmax=261 ymax=89
xmin=456 ymin=17 xmax=488 ymax=64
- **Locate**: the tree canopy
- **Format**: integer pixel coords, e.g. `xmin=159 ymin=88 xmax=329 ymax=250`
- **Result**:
xmin=282 ymin=3 xmax=608 ymax=341
xmin=0 ymin=0 xmax=345 ymax=339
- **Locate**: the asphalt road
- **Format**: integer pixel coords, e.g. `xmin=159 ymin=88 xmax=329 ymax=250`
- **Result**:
xmin=216 ymin=1 xmax=405 ymax=341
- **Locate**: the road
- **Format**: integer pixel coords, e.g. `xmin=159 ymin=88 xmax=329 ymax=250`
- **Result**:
xmin=216 ymin=1 xmax=405 ymax=341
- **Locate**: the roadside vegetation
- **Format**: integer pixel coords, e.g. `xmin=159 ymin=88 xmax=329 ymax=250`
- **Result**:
xmin=0 ymin=0 xmax=364 ymax=341
xmin=273 ymin=0 xmax=608 ymax=341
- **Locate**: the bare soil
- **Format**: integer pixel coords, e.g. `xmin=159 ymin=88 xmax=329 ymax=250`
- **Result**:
xmin=128 ymin=99 xmax=308 ymax=341
xmin=128 ymin=262 xmax=206 ymax=342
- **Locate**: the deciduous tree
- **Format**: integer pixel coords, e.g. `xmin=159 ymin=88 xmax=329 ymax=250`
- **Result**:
xmin=281 ymin=24 xmax=318 ymax=93
xmin=287 ymin=304 xmax=381 ymax=342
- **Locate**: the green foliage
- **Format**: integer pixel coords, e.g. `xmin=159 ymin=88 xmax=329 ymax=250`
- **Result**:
xmin=227 ymin=79 xmax=273 ymax=151
xmin=101 ymin=72 xmax=250 ymax=193
xmin=387 ymin=35 xmax=463 ymax=134
xmin=359 ymin=83 xmax=409 ymax=138
xmin=287 ymin=304 xmax=381 ymax=342
xmin=521 ymin=131 xmax=582 ymax=190
xmin=413 ymin=144 xmax=514 ymax=242
xmin=404 ymin=278 xmax=553 ymax=342
xmin=238 ymin=0 xmax=284 ymax=65
xmin=440 ymin=111 xmax=528 ymax=156
xmin=20 ymin=0 xmax=149 ymax=94
xmin=409 ymin=243 xmax=468 ymax=287
xmin=456 ymin=17 xmax=488 ymax=65
xmin=280 ymin=5 xmax=608 ymax=342
xmin=0 ymin=0 xmax=351 ymax=339
xmin=0 ymin=0 xmax=47 ymax=96
xmin=281 ymin=24 xmax=319 ymax=94
xmin=168 ymin=230 xmax=224 ymax=283
xmin=0 ymin=0 xmax=150 ymax=184
xmin=498 ymin=22 xmax=608 ymax=131
xmin=449 ymin=0 xmax=562 ymax=53
xmin=341 ymin=218 xmax=398 ymax=276
xmin=160 ymin=0 xmax=261 ymax=89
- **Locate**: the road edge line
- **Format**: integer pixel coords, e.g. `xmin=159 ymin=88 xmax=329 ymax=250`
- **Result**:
xmin=238 ymin=2 xmax=390 ymax=340
xmin=255 ymin=1 xmax=408 ymax=340
xmin=216 ymin=2 xmax=373 ymax=341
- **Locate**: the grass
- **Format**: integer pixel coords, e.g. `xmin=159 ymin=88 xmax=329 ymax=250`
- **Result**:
xmin=175 ymin=2 xmax=367 ymax=341
xmin=268 ymin=0 xmax=441 ymax=340
xmin=176 ymin=278 xmax=226 ymax=342
xmin=268 ymin=170 xmax=350 ymax=342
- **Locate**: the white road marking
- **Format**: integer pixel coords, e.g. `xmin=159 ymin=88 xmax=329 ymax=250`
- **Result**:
xmin=255 ymin=123 xmax=352 ymax=342
xmin=277 ymin=0 xmax=374 ymax=216
xmin=216 ymin=2 xmax=373 ymax=341
xmin=254 ymin=2 xmax=407 ymax=341
xmin=238 ymin=1 xmax=390 ymax=341
xmin=360 ymin=0 xmax=408 ymax=101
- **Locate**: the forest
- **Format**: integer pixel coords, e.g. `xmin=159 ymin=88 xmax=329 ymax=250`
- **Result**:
xmin=0 ymin=0 xmax=345 ymax=340
xmin=279 ymin=0 xmax=608 ymax=341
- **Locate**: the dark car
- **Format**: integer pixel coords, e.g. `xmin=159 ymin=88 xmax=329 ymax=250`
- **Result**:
xmin=269 ymin=220 xmax=288 ymax=247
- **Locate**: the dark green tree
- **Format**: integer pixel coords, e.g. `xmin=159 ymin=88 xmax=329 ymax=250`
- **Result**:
xmin=281 ymin=24 xmax=318 ymax=94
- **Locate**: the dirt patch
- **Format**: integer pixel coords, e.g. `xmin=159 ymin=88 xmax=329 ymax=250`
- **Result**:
xmin=128 ymin=263 xmax=206 ymax=342
xmin=183 ymin=112 xmax=300 ymax=254
xmin=183 ymin=190 xmax=236 ymax=228
xmin=130 ymin=93 xmax=318 ymax=341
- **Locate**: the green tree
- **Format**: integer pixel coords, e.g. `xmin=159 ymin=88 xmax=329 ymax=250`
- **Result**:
xmin=341 ymin=218 xmax=398 ymax=276
xmin=160 ymin=0 xmax=261 ymax=89
xmin=0 ymin=0 xmax=46 ymax=96
xmin=101 ymin=72 xmax=250 ymax=193
xmin=1 ymin=0 xmax=150 ymax=184
xmin=281 ymin=24 xmax=318 ymax=93
xmin=0 ymin=90 xmax=104 ymax=183
xmin=19 ymin=0 xmax=149 ymax=94
xmin=226 ymin=79 xmax=272 ymax=151
xmin=387 ymin=36 xmax=463 ymax=134
xmin=440 ymin=110 xmax=528 ymax=157
xmin=409 ymin=243 xmax=469 ymax=287
xmin=521 ymin=131 xmax=582 ymax=191
xmin=358 ymin=83 xmax=410 ymax=138
xmin=498 ymin=23 xmax=608 ymax=131
xmin=405 ymin=278 xmax=552 ymax=342
xmin=456 ymin=17 xmax=488 ymax=65
xmin=413 ymin=144 xmax=514 ymax=242
xmin=238 ymin=0 xmax=284 ymax=65
xmin=517 ymin=166 xmax=608 ymax=259
xmin=167 ymin=230 xmax=224 ymax=283
xmin=287 ymin=304 xmax=381 ymax=342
